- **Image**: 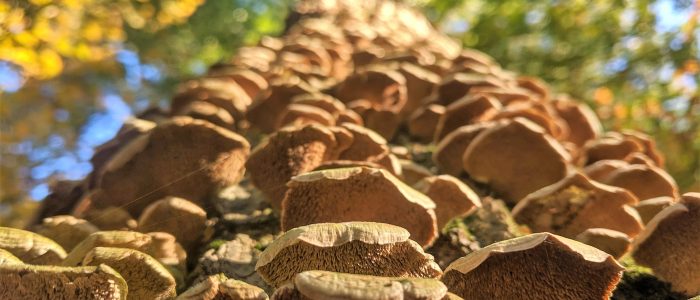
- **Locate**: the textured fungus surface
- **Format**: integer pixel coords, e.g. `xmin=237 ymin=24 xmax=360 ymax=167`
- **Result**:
xmin=442 ymin=233 xmax=623 ymax=300
xmin=281 ymin=167 xmax=438 ymax=246
xmin=256 ymin=222 xmax=442 ymax=287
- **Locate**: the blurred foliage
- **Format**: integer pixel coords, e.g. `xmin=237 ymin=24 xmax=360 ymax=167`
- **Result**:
xmin=424 ymin=0 xmax=699 ymax=191
xmin=0 ymin=0 xmax=698 ymax=226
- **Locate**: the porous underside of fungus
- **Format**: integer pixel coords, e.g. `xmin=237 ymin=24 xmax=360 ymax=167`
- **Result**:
xmin=280 ymin=167 xmax=438 ymax=247
xmin=246 ymin=124 xmax=347 ymax=211
xmin=62 ymin=230 xmax=154 ymax=266
xmin=575 ymin=228 xmax=631 ymax=259
xmin=256 ymin=222 xmax=442 ymax=288
xmin=462 ymin=118 xmax=571 ymax=204
xmin=34 ymin=215 xmax=99 ymax=252
xmin=0 ymin=227 xmax=67 ymax=265
xmin=512 ymin=172 xmax=643 ymax=238
xmin=442 ymin=233 xmax=623 ymax=300
xmin=0 ymin=263 xmax=127 ymax=300
xmin=82 ymin=246 xmax=176 ymax=300
xmin=176 ymin=273 xmax=269 ymax=300
xmin=285 ymin=270 xmax=449 ymax=300
xmin=414 ymin=175 xmax=481 ymax=230
xmin=96 ymin=116 xmax=250 ymax=216
xmin=137 ymin=196 xmax=207 ymax=250
xmin=632 ymin=193 xmax=700 ymax=295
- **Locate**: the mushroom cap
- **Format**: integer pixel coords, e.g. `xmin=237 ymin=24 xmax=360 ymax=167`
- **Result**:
xmin=396 ymin=63 xmax=440 ymax=117
xmin=172 ymin=100 xmax=235 ymax=129
xmin=433 ymin=73 xmax=506 ymax=106
xmin=34 ymin=215 xmax=99 ymax=251
xmin=82 ymin=247 xmax=176 ymax=300
xmin=462 ymin=118 xmax=571 ymax=204
xmin=632 ymin=193 xmax=700 ymax=295
xmin=634 ymin=196 xmax=674 ymax=224
xmin=246 ymin=78 xmax=316 ymax=133
xmin=96 ymin=117 xmax=250 ymax=216
xmin=398 ymin=159 xmax=433 ymax=186
xmin=575 ymin=228 xmax=631 ymax=259
xmin=78 ymin=201 xmax=138 ymax=231
xmin=442 ymin=233 xmax=623 ymax=300
xmin=280 ymin=167 xmax=438 ymax=247
xmin=286 ymin=270 xmax=449 ymax=300
xmin=552 ymin=97 xmax=602 ymax=147
xmin=0 ymin=248 xmax=22 ymax=265
xmin=256 ymin=222 xmax=442 ymax=287
xmin=415 ymin=175 xmax=482 ymax=230
xmin=434 ymin=94 xmax=501 ymax=140
xmin=601 ymin=163 xmax=679 ymax=200
xmin=582 ymin=159 xmax=630 ymax=182
xmin=408 ymin=104 xmax=445 ymax=142
xmin=516 ymin=76 xmax=550 ymax=102
xmin=432 ymin=122 xmax=495 ymax=176
xmin=580 ymin=134 xmax=644 ymax=165
xmin=0 ymin=227 xmax=66 ymax=265
xmin=172 ymin=77 xmax=252 ymax=120
xmin=512 ymin=172 xmax=643 ymax=238
xmin=177 ymin=274 xmax=269 ymax=300
xmin=337 ymin=123 xmax=389 ymax=162
xmin=246 ymin=124 xmax=348 ymax=211
xmin=0 ymin=263 xmax=127 ymax=300
xmin=278 ymin=103 xmax=337 ymax=129
xmin=620 ymin=130 xmax=664 ymax=166
xmin=62 ymin=230 xmax=185 ymax=271
xmin=137 ymin=196 xmax=207 ymax=251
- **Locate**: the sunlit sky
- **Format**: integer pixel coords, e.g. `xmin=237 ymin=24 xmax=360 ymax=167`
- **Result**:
xmin=0 ymin=0 xmax=695 ymax=200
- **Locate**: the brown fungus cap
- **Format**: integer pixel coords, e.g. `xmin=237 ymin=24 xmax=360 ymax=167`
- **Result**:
xmin=255 ymin=222 xmax=442 ymax=288
xmin=0 ymin=263 xmax=127 ymax=300
xmin=33 ymin=215 xmax=99 ymax=251
xmin=273 ymin=270 xmax=450 ymax=300
xmin=137 ymin=196 xmax=207 ymax=251
xmin=0 ymin=248 xmax=22 ymax=265
xmin=395 ymin=62 xmax=440 ymax=117
xmin=246 ymin=78 xmax=316 ymax=133
xmin=277 ymin=103 xmax=337 ymax=128
xmin=462 ymin=118 xmax=571 ymax=204
xmin=62 ymin=230 xmax=186 ymax=270
xmin=96 ymin=117 xmax=250 ymax=216
xmin=171 ymin=77 xmax=252 ymax=120
xmin=432 ymin=122 xmax=495 ymax=176
xmin=434 ymin=93 xmax=501 ymax=141
xmin=442 ymin=233 xmax=623 ymax=300
xmin=337 ymin=123 xmax=390 ymax=162
xmin=579 ymin=133 xmax=644 ymax=166
xmin=601 ymin=163 xmax=679 ymax=200
xmin=177 ymin=274 xmax=269 ymax=300
xmin=408 ymin=104 xmax=445 ymax=142
xmin=512 ymin=172 xmax=643 ymax=238
xmin=632 ymin=192 xmax=700 ymax=295
xmin=575 ymin=228 xmax=631 ymax=259
xmin=172 ymin=100 xmax=236 ymax=129
xmin=82 ymin=246 xmax=176 ymax=300
xmin=432 ymin=73 xmax=506 ymax=106
xmin=634 ymin=196 xmax=674 ymax=224
xmin=552 ymin=96 xmax=602 ymax=147
xmin=280 ymin=167 xmax=438 ymax=247
xmin=414 ymin=175 xmax=482 ymax=230
xmin=0 ymin=227 xmax=67 ymax=265
xmin=246 ymin=124 xmax=349 ymax=211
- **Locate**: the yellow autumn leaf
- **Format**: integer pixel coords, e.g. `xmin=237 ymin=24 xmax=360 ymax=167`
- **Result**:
xmin=13 ymin=32 xmax=39 ymax=47
xmin=82 ymin=21 xmax=102 ymax=42
xmin=38 ymin=48 xmax=63 ymax=78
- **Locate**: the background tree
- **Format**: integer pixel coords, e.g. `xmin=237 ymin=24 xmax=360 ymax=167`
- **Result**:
xmin=1 ymin=0 xmax=697 ymax=227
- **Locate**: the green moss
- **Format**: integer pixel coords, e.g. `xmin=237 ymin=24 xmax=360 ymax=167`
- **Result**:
xmin=207 ymin=239 xmax=226 ymax=250
xmin=460 ymin=199 xmax=528 ymax=247
xmin=612 ymin=256 xmax=688 ymax=300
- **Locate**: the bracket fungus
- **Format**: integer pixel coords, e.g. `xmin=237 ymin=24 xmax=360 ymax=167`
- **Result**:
xmin=462 ymin=118 xmax=571 ymax=204
xmin=0 ymin=263 xmax=127 ymax=300
xmin=82 ymin=246 xmax=177 ymax=300
xmin=95 ymin=117 xmax=250 ymax=216
xmin=33 ymin=215 xmax=99 ymax=251
xmin=575 ymin=228 xmax=631 ymax=259
xmin=441 ymin=233 xmax=624 ymax=300
xmin=0 ymin=227 xmax=67 ymax=265
xmin=511 ymin=172 xmax=643 ymax=238
xmin=255 ymin=222 xmax=442 ymax=288
xmin=600 ymin=163 xmax=679 ymax=200
xmin=551 ymin=96 xmax=602 ymax=147
xmin=280 ymin=167 xmax=438 ymax=247
xmin=271 ymin=270 xmax=453 ymax=300
xmin=434 ymin=94 xmax=501 ymax=141
xmin=414 ymin=175 xmax=482 ymax=230
xmin=246 ymin=124 xmax=350 ymax=211
xmin=634 ymin=196 xmax=674 ymax=224
xmin=432 ymin=122 xmax=495 ymax=176
xmin=408 ymin=104 xmax=445 ymax=142
xmin=137 ymin=196 xmax=207 ymax=251
xmin=177 ymin=274 xmax=269 ymax=300
xmin=632 ymin=193 xmax=700 ymax=295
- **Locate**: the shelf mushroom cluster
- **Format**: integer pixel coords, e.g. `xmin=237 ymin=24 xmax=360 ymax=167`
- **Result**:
xmin=1 ymin=0 xmax=698 ymax=299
